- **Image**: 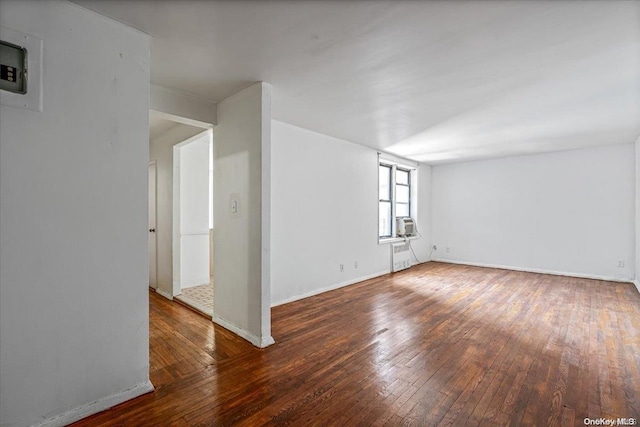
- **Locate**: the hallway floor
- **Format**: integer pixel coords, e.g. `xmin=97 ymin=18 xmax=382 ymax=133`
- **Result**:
xmin=175 ymin=281 xmax=213 ymax=317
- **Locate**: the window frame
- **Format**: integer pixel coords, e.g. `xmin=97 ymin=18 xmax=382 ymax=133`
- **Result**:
xmin=378 ymin=163 xmax=394 ymax=239
xmin=395 ymin=166 xmax=411 ymax=220
xmin=378 ymin=160 xmax=416 ymax=242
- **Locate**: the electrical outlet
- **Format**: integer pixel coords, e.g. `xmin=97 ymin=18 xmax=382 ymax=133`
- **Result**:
xmin=433 ymin=245 xmax=437 ymax=250
xmin=339 ymin=264 xmax=344 ymax=272
xmin=617 ymin=260 xmax=625 ymax=268
xmin=446 ymin=247 xmax=450 ymax=253
xmin=354 ymin=261 xmax=358 ymax=269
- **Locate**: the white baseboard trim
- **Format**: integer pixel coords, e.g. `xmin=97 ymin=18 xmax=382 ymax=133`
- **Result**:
xmin=34 ymin=380 xmax=154 ymax=427
xmin=155 ymin=288 xmax=173 ymax=301
xmin=213 ymin=314 xmax=275 ymax=348
xmin=634 ymin=280 xmax=640 ymax=294
xmin=260 ymin=335 xmax=276 ymax=347
xmin=271 ymin=269 xmax=392 ymax=308
xmin=432 ymin=258 xmax=634 ymax=283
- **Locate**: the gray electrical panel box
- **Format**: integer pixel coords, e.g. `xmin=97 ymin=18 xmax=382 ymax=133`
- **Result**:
xmin=0 ymin=40 xmax=27 ymax=94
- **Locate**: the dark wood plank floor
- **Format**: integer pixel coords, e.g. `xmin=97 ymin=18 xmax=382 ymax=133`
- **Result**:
xmin=72 ymin=262 xmax=640 ymax=426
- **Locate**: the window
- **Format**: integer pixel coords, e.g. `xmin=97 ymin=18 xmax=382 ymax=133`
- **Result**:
xmin=379 ymin=164 xmax=392 ymax=238
xmin=378 ymin=162 xmax=414 ymax=239
xmin=395 ymin=168 xmax=411 ymax=218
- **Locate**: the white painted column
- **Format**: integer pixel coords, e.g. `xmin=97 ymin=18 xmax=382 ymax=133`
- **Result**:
xmin=213 ymin=82 xmax=274 ymax=347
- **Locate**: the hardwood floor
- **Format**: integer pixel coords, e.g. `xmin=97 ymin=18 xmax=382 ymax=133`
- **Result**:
xmin=71 ymin=262 xmax=640 ymax=426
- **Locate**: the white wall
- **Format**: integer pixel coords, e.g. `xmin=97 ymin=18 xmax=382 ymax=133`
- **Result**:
xmin=432 ymin=143 xmax=635 ymax=281
xmin=149 ymin=123 xmax=204 ymax=298
xmin=213 ymin=82 xmax=273 ymax=347
xmin=636 ymin=136 xmax=640 ymax=291
xmin=271 ymin=120 xmax=432 ymax=306
xmin=175 ymin=134 xmax=211 ymax=290
xmin=150 ymin=83 xmax=217 ymax=128
xmin=0 ymin=2 xmax=152 ymax=426
xmin=416 ymin=164 xmax=433 ymax=261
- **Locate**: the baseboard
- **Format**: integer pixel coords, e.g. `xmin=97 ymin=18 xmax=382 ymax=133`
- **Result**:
xmin=34 ymin=380 xmax=154 ymax=427
xmin=432 ymin=258 xmax=634 ymax=283
xmin=271 ymin=269 xmax=391 ymax=308
xmin=213 ymin=314 xmax=275 ymax=348
xmin=260 ymin=335 xmax=276 ymax=347
xmin=155 ymin=288 xmax=173 ymax=301
xmin=634 ymin=280 xmax=640 ymax=294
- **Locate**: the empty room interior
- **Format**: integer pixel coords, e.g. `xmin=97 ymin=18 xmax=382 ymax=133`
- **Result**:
xmin=1 ymin=1 xmax=639 ymax=426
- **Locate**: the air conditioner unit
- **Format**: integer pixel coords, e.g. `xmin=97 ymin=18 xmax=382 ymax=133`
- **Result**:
xmin=391 ymin=242 xmax=411 ymax=272
xmin=396 ymin=217 xmax=416 ymax=237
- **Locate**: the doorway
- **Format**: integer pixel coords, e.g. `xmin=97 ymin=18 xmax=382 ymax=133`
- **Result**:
xmin=172 ymin=131 xmax=214 ymax=317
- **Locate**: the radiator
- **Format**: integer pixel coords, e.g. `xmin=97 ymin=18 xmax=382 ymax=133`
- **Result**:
xmin=391 ymin=242 xmax=411 ymax=272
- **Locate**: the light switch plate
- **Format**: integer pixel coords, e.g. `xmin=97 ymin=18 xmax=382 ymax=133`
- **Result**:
xmin=0 ymin=26 xmax=42 ymax=112
xmin=230 ymin=193 xmax=240 ymax=216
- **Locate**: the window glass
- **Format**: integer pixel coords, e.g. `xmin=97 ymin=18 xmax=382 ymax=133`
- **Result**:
xmin=396 ymin=185 xmax=409 ymax=204
xmin=396 ymin=203 xmax=409 ymax=218
xmin=379 ymin=165 xmax=391 ymax=200
xmin=396 ymin=169 xmax=409 ymax=185
xmin=379 ymin=201 xmax=392 ymax=237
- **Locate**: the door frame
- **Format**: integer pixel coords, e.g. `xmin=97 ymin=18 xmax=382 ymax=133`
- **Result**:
xmin=148 ymin=160 xmax=157 ymax=289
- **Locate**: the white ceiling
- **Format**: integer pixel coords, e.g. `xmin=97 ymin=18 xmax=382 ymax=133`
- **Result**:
xmin=76 ymin=0 xmax=640 ymax=164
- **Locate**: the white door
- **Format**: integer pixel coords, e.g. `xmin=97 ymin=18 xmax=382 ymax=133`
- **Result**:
xmin=148 ymin=161 xmax=157 ymax=289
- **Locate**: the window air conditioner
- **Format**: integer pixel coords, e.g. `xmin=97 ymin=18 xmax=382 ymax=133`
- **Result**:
xmin=396 ymin=217 xmax=416 ymax=237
